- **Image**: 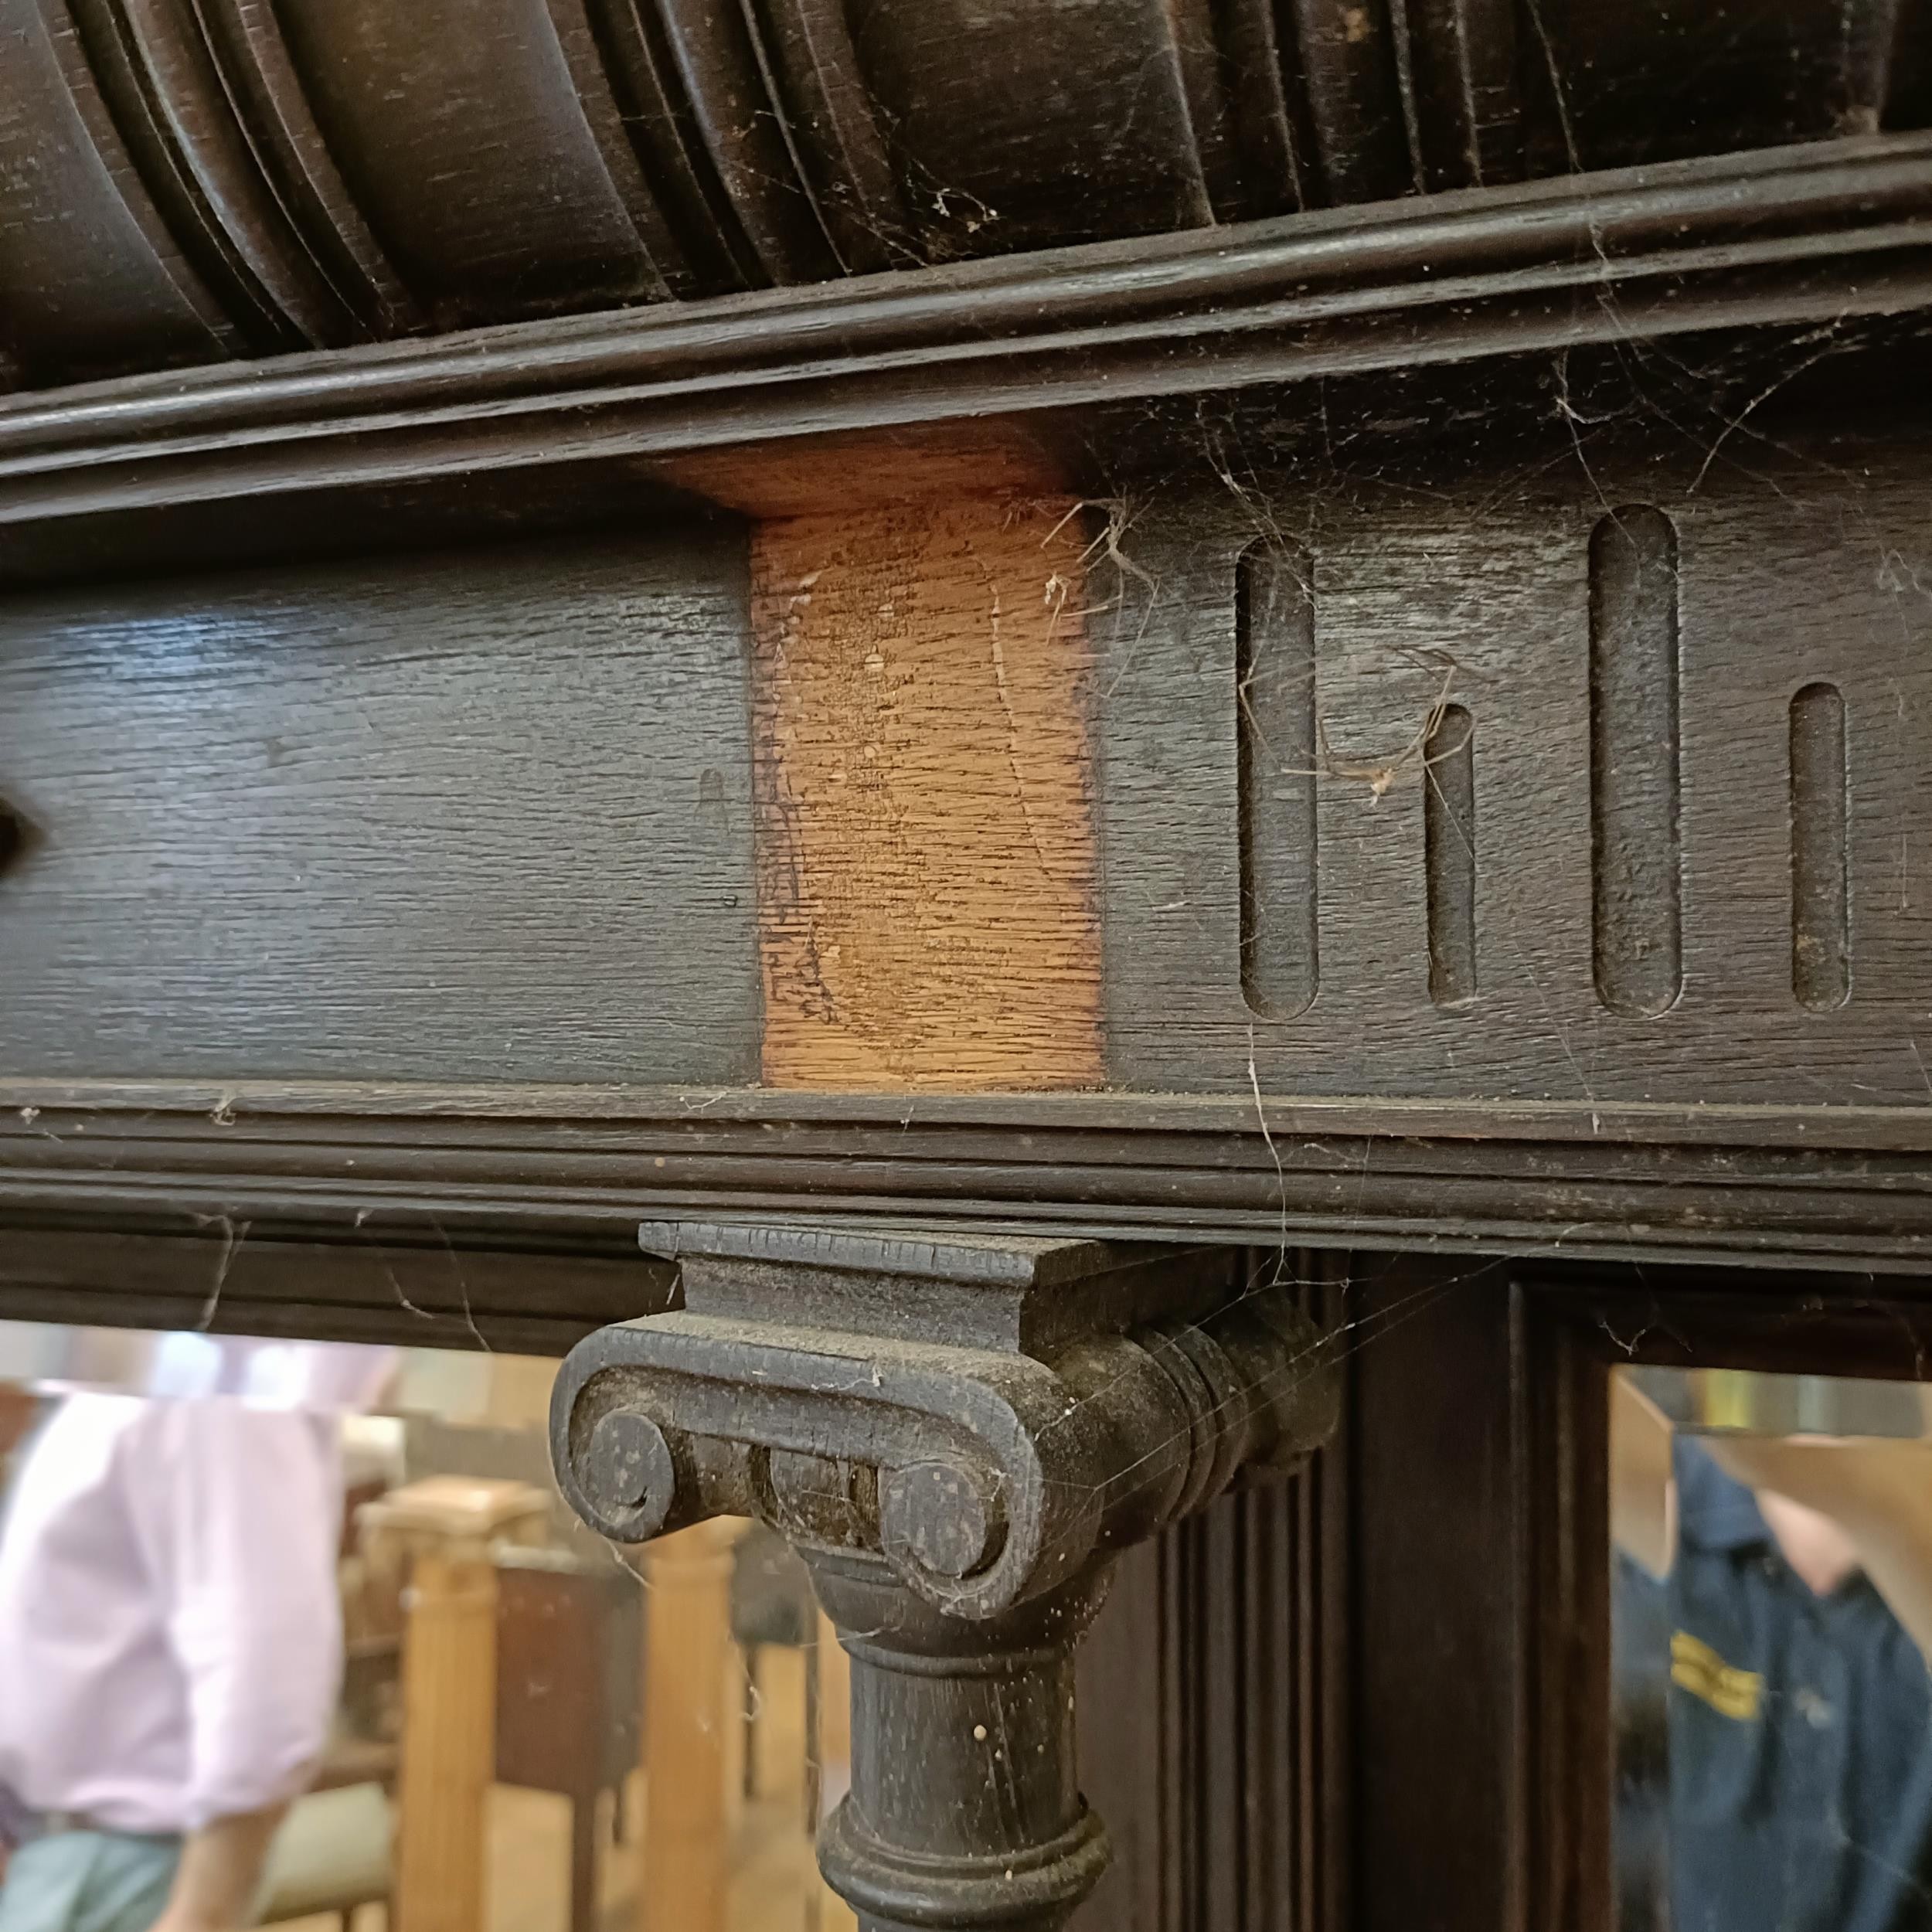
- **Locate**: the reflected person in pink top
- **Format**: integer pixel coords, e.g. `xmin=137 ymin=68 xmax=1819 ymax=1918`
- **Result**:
xmin=0 ymin=1338 xmax=389 ymax=1932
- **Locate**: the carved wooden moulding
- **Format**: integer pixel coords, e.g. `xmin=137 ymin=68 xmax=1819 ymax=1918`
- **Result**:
xmin=550 ymin=1224 xmax=1338 ymax=1929
xmin=2 ymin=0 xmax=1930 ymax=389
xmin=2 ymin=2 xmax=1932 ymax=1291
xmin=5 ymin=440 xmax=1927 ymax=1106
xmin=7 ymin=411 xmax=1932 ymax=1277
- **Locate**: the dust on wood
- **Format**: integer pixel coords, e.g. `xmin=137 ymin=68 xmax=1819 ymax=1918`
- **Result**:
xmin=751 ymin=477 xmax=1104 ymax=1090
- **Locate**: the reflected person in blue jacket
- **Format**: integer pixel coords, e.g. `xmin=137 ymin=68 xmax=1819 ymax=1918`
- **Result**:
xmin=1613 ymin=1373 xmax=1932 ymax=1932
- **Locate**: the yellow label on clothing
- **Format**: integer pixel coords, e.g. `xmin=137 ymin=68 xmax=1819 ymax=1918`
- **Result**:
xmin=1671 ymin=1629 xmax=1765 ymax=1721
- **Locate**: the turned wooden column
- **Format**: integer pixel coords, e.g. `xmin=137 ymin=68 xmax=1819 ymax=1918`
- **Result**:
xmin=552 ymin=1225 xmax=1338 ymax=1932
xmin=396 ymin=1549 xmax=498 ymax=1932
xmin=815 ymin=1611 xmax=859 ymax=1932
xmin=640 ymin=1518 xmax=742 ymax=1932
xmin=810 ymin=1559 xmax=1109 ymax=1932
xmin=362 ymin=1477 xmax=549 ymax=1932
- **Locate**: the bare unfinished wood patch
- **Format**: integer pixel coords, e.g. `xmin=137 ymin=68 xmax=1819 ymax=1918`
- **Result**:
xmin=751 ymin=491 xmax=1103 ymax=1090
xmin=666 ymin=421 xmax=1070 ymax=519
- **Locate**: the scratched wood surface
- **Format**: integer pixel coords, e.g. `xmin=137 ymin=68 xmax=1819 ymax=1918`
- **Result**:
xmin=750 ymin=486 xmax=1104 ymax=1090
xmin=0 ymin=529 xmax=761 ymax=1083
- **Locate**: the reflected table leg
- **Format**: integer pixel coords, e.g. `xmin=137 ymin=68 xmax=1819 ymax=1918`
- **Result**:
xmin=396 ymin=1550 xmax=498 ymax=1932
xmin=640 ymin=1519 xmax=741 ymax=1932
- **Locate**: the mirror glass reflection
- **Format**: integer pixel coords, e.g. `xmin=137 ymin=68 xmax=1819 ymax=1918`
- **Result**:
xmin=1612 ymin=1365 xmax=1932 ymax=1932
xmin=0 ymin=1322 xmax=854 ymax=1932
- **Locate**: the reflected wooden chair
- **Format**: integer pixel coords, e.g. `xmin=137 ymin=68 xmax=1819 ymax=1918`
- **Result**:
xmin=361 ymin=1476 xmax=549 ymax=1932
xmin=638 ymin=1519 xmax=745 ymax=1932
xmin=356 ymin=1476 xmax=811 ymax=1932
xmin=729 ymin=1527 xmax=857 ymax=1932
xmin=257 ymin=1472 xmax=403 ymax=1932
xmin=493 ymin=1548 xmax=642 ymax=1932
xmin=257 ymin=1762 xmax=395 ymax=1932
xmin=730 ymin=1524 xmax=817 ymax=1804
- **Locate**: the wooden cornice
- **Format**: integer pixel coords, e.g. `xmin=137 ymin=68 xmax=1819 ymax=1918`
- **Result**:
xmin=5 ymin=0 xmax=1931 ymax=387
xmin=0 ymin=136 xmax=1927 ymax=526
xmin=4 ymin=1085 xmax=1932 ymax=1276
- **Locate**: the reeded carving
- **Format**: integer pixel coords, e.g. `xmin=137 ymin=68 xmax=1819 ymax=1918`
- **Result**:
xmin=0 ymin=0 xmax=1900 ymax=389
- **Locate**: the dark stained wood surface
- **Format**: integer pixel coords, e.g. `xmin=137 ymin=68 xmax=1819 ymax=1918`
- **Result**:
xmin=0 ymin=526 xmax=761 ymax=1084
xmin=1349 ymin=1261 xmax=1529 ymax=1932
xmin=1099 ymin=434 xmax=1932 ymax=1104
xmin=0 ymin=136 xmax=1927 ymax=529
xmin=549 ymin=1224 xmax=1339 ymax=1928
xmin=6 ymin=1087 xmax=1932 ymax=1274
xmin=1346 ymin=1264 xmax=1620 ymax=1932
xmin=5 ymin=413 xmax=1932 ymax=1268
xmin=1077 ymin=1253 xmax=1351 ymax=1932
xmin=0 ymin=1222 xmax=672 ymax=1352
xmin=12 ymin=413 xmax=1928 ymax=1117
xmin=2 ymin=0 xmax=1930 ymax=394
xmin=4 ymin=15 xmax=1931 ymax=1932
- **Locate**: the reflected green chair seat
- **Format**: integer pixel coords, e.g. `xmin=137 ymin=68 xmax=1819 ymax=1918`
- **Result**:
xmin=257 ymin=1784 xmax=393 ymax=1927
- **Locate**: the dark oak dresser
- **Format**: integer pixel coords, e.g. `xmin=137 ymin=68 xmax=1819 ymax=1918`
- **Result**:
xmin=5 ymin=3 xmax=1932 ymax=1927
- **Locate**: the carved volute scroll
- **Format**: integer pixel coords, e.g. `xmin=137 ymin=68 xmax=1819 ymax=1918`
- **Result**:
xmin=550 ymin=1223 xmax=1339 ymax=1930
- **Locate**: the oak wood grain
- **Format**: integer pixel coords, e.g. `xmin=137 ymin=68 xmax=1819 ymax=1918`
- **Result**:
xmin=751 ymin=486 xmax=1103 ymax=1090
